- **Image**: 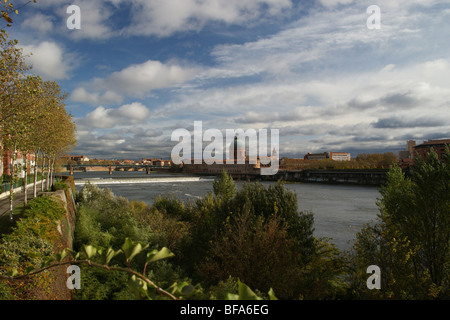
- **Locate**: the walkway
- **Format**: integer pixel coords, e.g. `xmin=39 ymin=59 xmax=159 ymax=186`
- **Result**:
xmin=0 ymin=186 xmax=45 ymax=218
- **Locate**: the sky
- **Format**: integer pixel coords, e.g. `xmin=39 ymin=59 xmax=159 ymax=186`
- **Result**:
xmin=5 ymin=0 xmax=450 ymax=160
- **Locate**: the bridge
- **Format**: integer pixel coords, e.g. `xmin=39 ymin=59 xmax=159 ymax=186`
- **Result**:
xmin=64 ymin=164 xmax=169 ymax=175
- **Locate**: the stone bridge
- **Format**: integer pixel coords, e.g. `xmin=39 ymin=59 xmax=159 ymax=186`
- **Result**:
xmin=64 ymin=164 xmax=168 ymax=175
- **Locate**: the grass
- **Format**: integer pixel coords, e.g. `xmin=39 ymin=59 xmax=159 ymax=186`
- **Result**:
xmin=0 ymin=204 xmax=27 ymax=238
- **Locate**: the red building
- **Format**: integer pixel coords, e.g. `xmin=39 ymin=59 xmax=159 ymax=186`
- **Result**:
xmin=413 ymin=139 xmax=450 ymax=161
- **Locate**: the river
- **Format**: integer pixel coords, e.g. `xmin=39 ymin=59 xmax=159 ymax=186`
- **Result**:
xmin=68 ymin=171 xmax=381 ymax=251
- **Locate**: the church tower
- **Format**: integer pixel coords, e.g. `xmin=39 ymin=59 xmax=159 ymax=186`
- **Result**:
xmin=230 ymin=136 xmax=246 ymax=164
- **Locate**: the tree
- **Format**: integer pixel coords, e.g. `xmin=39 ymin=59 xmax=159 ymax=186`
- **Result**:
xmin=1 ymin=28 xmax=76 ymax=216
xmin=349 ymin=148 xmax=450 ymax=299
xmin=1 ymin=0 xmax=37 ymax=27
xmin=213 ymin=170 xmax=237 ymax=202
xmin=392 ymin=148 xmax=450 ymax=289
xmin=1 ymin=75 xmax=42 ymax=217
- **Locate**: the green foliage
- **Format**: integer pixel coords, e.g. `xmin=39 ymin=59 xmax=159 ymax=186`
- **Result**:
xmin=75 ymin=184 xmax=153 ymax=249
xmin=73 ymin=184 xmax=197 ymax=300
xmin=0 ymin=195 xmax=66 ymax=299
xmin=198 ymin=210 xmax=303 ymax=299
xmin=76 ymin=268 xmax=134 ymax=300
xmin=349 ymin=148 xmax=450 ymax=299
xmin=213 ymin=170 xmax=237 ymax=201
xmin=51 ymin=180 xmax=69 ymax=191
xmin=146 ymin=172 xmax=342 ymax=299
xmin=232 ymin=181 xmax=316 ymax=257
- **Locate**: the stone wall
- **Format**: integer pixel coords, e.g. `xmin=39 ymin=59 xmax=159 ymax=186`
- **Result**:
xmin=40 ymin=177 xmax=77 ymax=300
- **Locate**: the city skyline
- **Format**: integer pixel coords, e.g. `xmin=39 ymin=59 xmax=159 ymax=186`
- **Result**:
xmin=7 ymin=0 xmax=450 ymax=159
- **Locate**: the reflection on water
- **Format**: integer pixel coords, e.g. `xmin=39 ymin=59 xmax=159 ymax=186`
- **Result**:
xmin=67 ymin=171 xmax=380 ymax=251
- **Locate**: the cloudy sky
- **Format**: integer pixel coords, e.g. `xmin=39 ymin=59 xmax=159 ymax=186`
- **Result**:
xmin=6 ymin=0 xmax=450 ymax=160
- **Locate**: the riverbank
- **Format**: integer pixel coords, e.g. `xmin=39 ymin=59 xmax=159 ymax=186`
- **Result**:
xmin=188 ymin=168 xmax=389 ymax=186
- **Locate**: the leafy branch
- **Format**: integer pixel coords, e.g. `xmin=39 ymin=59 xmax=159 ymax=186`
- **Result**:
xmin=1 ymin=0 xmax=37 ymax=27
xmin=0 ymin=237 xmax=186 ymax=300
xmin=0 ymin=236 xmax=279 ymax=300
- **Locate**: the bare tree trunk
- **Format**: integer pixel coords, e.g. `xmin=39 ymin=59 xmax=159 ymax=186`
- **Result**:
xmin=50 ymin=157 xmax=55 ymax=189
xmin=33 ymin=151 xmax=38 ymax=198
xmin=41 ymin=155 xmax=45 ymax=192
xmin=24 ymin=153 xmax=28 ymax=206
xmin=9 ymin=148 xmax=16 ymax=221
xmin=46 ymin=156 xmax=50 ymax=191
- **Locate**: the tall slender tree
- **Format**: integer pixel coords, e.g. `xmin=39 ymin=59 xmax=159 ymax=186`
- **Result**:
xmin=1 ymin=29 xmax=76 ymax=218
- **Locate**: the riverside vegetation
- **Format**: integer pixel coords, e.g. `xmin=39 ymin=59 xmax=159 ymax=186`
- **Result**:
xmin=1 ymin=147 xmax=448 ymax=300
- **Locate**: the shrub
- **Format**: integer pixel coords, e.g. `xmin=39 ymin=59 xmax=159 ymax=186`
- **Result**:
xmin=73 ymin=183 xmax=196 ymax=300
xmin=51 ymin=181 xmax=69 ymax=191
xmin=0 ymin=195 xmax=67 ymax=299
xmin=198 ymin=210 xmax=304 ymax=299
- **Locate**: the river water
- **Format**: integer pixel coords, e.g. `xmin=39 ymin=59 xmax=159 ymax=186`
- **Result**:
xmin=67 ymin=171 xmax=381 ymax=251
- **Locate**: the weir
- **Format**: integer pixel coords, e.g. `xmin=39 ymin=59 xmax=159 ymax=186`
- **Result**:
xmin=73 ymin=176 xmax=214 ymax=186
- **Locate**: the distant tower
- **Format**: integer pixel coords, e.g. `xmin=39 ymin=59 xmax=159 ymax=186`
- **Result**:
xmin=230 ymin=136 xmax=246 ymax=163
xmin=406 ymin=140 xmax=416 ymax=158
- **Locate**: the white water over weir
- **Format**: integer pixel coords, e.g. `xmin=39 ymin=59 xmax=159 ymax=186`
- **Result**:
xmin=74 ymin=176 xmax=215 ymax=186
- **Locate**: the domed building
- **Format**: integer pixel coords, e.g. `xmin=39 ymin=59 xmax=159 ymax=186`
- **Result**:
xmin=181 ymin=135 xmax=261 ymax=176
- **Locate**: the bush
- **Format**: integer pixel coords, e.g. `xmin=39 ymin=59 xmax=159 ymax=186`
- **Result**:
xmin=73 ymin=183 xmax=196 ymax=300
xmin=0 ymin=195 xmax=67 ymax=299
xmin=198 ymin=210 xmax=304 ymax=299
xmin=51 ymin=181 xmax=69 ymax=191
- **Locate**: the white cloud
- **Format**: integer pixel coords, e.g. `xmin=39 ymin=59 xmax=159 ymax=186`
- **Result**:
xmin=72 ymin=60 xmax=198 ymax=103
xmin=21 ymin=41 xmax=74 ymax=80
xmin=317 ymin=0 xmax=355 ymax=8
xmin=21 ymin=12 xmax=54 ymax=34
xmin=82 ymin=103 xmax=150 ymax=129
xmin=67 ymin=0 xmax=115 ymax=40
xmin=125 ymin=0 xmax=293 ymax=37
xmin=106 ymin=60 xmax=197 ymax=96
xmin=71 ymin=87 xmax=123 ymax=105
xmin=21 ymin=0 xmax=116 ymax=40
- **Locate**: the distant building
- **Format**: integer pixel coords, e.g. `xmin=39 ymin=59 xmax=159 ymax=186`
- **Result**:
xmin=304 ymin=152 xmax=328 ymax=160
xmin=406 ymin=140 xmax=416 ymax=154
xmin=413 ymin=139 xmax=450 ymax=161
xmin=398 ymin=150 xmax=410 ymax=159
xmin=329 ymin=152 xmax=351 ymax=161
xmin=68 ymin=155 xmax=90 ymax=162
xmin=398 ymin=140 xmax=416 ymax=160
xmin=141 ymin=158 xmax=171 ymax=166
xmin=304 ymin=151 xmax=350 ymax=161
xmin=153 ymin=160 xmax=165 ymax=166
xmin=397 ymin=140 xmax=416 ymax=168
xmin=0 ymin=144 xmax=36 ymax=176
xmin=182 ymin=136 xmax=261 ymax=175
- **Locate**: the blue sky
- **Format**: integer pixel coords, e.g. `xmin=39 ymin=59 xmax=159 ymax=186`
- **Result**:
xmin=6 ymin=0 xmax=450 ymax=159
